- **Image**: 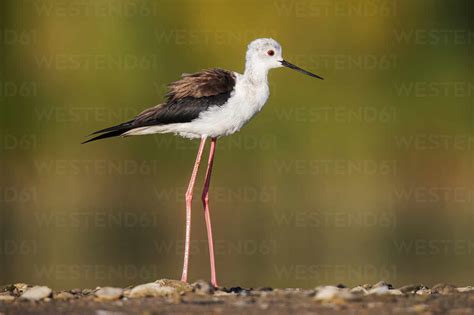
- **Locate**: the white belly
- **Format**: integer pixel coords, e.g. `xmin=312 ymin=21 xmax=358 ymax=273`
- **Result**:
xmin=125 ymin=75 xmax=270 ymax=139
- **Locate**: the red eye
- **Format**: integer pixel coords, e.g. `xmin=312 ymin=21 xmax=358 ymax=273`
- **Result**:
xmin=267 ymin=50 xmax=275 ymax=56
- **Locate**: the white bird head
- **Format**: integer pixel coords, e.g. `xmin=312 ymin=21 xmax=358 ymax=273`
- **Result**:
xmin=245 ymin=38 xmax=323 ymax=80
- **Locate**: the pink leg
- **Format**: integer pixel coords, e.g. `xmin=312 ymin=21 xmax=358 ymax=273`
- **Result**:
xmin=201 ymin=137 xmax=218 ymax=287
xmin=181 ymin=137 xmax=207 ymax=283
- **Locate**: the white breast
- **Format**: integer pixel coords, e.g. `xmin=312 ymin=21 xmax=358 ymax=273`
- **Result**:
xmin=185 ymin=74 xmax=269 ymax=137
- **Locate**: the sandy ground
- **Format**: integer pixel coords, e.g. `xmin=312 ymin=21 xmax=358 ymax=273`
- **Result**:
xmin=1 ymin=280 xmax=474 ymax=315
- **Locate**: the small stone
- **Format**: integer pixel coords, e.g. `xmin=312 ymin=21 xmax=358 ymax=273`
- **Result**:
xmin=193 ymin=280 xmax=215 ymax=295
xmin=415 ymin=288 xmax=431 ymax=295
xmin=314 ymin=286 xmax=355 ymax=302
xmin=367 ymin=285 xmax=390 ymax=295
xmin=350 ymin=286 xmax=368 ymax=295
xmin=0 ymin=285 xmax=15 ymax=294
xmin=367 ymin=286 xmax=403 ymax=296
xmin=55 ymin=292 xmax=75 ymax=300
xmin=372 ymin=281 xmax=393 ymax=289
xmin=20 ymin=286 xmax=52 ymax=301
xmin=82 ymin=289 xmax=94 ymax=296
xmin=70 ymin=288 xmax=82 ymax=295
xmin=0 ymin=294 xmax=15 ymax=303
xmin=213 ymin=291 xmax=232 ymax=297
xmin=432 ymin=283 xmax=457 ymax=295
xmin=128 ymin=283 xmax=177 ymax=298
xmin=225 ymin=286 xmax=252 ymax=296
xmin=226 ymin=287 xmax=243 ymax=294
xmin=95 ymin=287 xmax=123 ymax=301
xmin=155 ymin=279 xmax=192 ymax=293
xmin=13 ymin=283 xmax=29 ymax=296
xmin=457 ymin=286 xmax=474 ymax=293
xmin=398 ymin=284 xmax=424 ymax=294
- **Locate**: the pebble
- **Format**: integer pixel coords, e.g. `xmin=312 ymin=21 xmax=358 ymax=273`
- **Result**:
xmin=193 ymin=280 xmax=215 ymax=295
xmin=214 ymin=291 xmax=232 ymax=297
xmin=314 ymin=286 xmax=355 ymax=302
xmin=415 ymin=288 xmax=432 ymax=296
xmin=0 ymin=294 xmax=15 ymax=303
xmin=55 ymin=292 xmax=75 ymax=300
xmin=82 ymin=289 xmax=94 ymax=296
xmin=398 ymin=284 xmax=424 ymax=294
xmin=350 ymin=286 xmax=369 ymax=295
xmin=95 ymin=287 xmax=123 ymax=301
xmin=20 ymin=286 xmax=52 ymax=301
xmin=431 ymin=283 xmax=458 ymax=295
xmin=226 ymin=287 xmax=252 ymax=297
xmin=128 ymin=283 xmax=177 ymax=298
xmin=13 ymin=283 xmax=29 ymax=296
xmin=368 ymin=286 xmax=403 ymax=296
xmin=372 ymin=281 xmax=393 ymax=289
xmin=367 ymin=286 xmax=390 ymax=295
xmin=155 ymin=279 xmax=192 ymax=293
xmin=70 ymin=288 xmax=82 ymax=295
xmin=457 ymin=286 xmax=474 ymax=293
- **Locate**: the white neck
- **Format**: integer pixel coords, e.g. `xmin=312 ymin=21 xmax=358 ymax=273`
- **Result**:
xmin=243 ymin=61 xmax=269 ymax=86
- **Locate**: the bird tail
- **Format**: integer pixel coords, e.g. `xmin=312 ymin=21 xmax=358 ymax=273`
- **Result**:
xmin=82 ymin=121 xmax=134 ymax=144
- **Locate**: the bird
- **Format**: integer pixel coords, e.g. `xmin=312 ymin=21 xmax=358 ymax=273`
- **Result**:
xmin=83 ymin=38 xmax=323 ymax=287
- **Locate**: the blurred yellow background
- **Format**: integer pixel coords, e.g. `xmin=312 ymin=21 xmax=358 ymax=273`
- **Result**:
xmin=1 ymin=0 xmax=473 ymax=289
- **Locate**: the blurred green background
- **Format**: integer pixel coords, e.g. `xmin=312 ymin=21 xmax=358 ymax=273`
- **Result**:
xmin=1 ymin=0 xmax=473 ymax=290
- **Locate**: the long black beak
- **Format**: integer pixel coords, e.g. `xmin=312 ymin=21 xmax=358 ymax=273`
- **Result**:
xmin=280 ymin=60 xmax=323 ymax=80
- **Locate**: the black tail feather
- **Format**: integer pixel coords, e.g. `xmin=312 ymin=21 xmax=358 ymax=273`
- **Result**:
xmin=89 ymin=120 xmax=134 ymax=135
xmin=83 ymin=120 xmax=136 ymax=144
xmin=82 ymin=129 xmax=130 ymax=144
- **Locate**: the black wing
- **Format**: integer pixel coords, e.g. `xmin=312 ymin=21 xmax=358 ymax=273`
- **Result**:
xmin=83 ymin=69 xmax=236 ymax=143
